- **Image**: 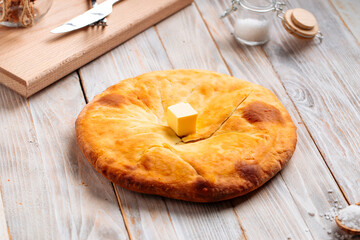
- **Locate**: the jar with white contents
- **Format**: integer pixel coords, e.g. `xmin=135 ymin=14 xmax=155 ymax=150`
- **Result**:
xmin=221 ymin=0 xmax=323 ymax=46
xmin=233 ymin=0 xmax=274 ymax=45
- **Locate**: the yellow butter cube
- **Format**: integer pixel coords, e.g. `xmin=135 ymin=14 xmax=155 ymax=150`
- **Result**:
xmin=167 ymin=102 xmax=198 ymax=137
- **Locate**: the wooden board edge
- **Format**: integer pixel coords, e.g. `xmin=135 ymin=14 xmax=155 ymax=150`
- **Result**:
xmin=25 ymin=0 xmax=194 ymax=98
xmin=0 ymin=71 xmax=27 ymax=97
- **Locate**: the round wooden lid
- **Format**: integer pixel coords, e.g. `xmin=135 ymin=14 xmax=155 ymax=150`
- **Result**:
xmin=291 ymin=8 xmax=317 ymax=30
xmin=283 ymin=9 xmax=319 ymax=39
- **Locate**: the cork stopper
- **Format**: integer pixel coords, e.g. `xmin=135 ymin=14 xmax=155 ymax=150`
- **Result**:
xmin=282 ymin=8 xmax=319 ymax=39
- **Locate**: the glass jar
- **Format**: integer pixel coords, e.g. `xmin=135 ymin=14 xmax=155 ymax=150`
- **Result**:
xmin=232 ymin=0 xmax=275 ymax=46
xmin=0 ymin=0 xmax=53 ymax=27
xmin=222 ymin=0 xmax=324 ymax=45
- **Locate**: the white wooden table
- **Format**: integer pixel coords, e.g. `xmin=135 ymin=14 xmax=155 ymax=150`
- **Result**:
xmin=1 ymin=0 xmax=360 ymax=239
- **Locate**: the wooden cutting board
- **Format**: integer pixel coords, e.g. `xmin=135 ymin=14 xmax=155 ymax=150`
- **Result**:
xmin=0 ymin=0 xmax=193 ymax=97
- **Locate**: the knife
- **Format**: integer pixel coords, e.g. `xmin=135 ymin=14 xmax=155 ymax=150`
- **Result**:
xmin=51 ymin=0 xmax=121 ymax=34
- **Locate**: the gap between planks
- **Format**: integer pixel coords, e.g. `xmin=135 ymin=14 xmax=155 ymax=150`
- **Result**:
xmin=6 ymin=73 xmax=130 ymax=239
xmin=194 ymin=0 xmax=350 ymax=205
xmin=76 ymin=2 xmax=345 ymax=238
xmin=153 ymin=19 xmax=249 ymax=239
xmin=78 ymin=68 xmax=179 ymax=240
xmin=80 ymin=28 xmax=248 ymax=239
xmin=77 ymin=69 xmax=133 ymax=240
xmin=154 ymin=4 xmax=313 ymax=239
xmin=193 ymin=2 xmax=234 ymax=77
xmin=77 ymin=67 xmax=181 ymax=240
xmin=268 ymin=0 xmax=360 ymax=203
xmin=191 ymin=2 xmax=358 ymax=239
xmin=327 ymin=0 xmax=360 ymax=46
xmin=190 ymin=3 xmax=318 ymax=238
xmin=112 ymin=181 xmax=134 ymax=240
xmin=153 ymin=26 xmax=175 ymax=69
xmin=254 ymin=47 xmax=351 ymax=205
xmin=103 ymin=53 xmax=180 ymax=240
xmin=77 ymin=4 xmax=316 ymax=238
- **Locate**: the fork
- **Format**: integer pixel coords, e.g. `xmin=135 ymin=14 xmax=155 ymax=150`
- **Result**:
xmin=90 ymin=0 xmax=107 ymax=26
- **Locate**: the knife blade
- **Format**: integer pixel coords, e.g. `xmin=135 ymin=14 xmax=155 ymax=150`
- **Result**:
xmin=51 ymin=0 xmax=120 ymax=34
xmin=90 ymin=0 xmax=107 ymax=26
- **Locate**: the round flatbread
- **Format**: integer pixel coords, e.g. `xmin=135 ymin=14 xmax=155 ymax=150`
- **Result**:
xmin=76 ymin=70 xmax=297 ymax=202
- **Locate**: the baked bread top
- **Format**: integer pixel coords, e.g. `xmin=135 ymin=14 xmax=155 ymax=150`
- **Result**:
xmin=76 ymin=69 xmax=297 ymax=202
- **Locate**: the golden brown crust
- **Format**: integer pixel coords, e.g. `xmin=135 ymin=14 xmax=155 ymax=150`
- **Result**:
xmin=76 ymin=69 xmax=297 ymax=202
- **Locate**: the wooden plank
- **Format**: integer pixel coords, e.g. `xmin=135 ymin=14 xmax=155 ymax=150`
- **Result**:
xmin=164 ymin=1 xmax=354 ymax=238
xmin=194 ymin=0 xmax=350 ymax=238
xmin=80 ymin=27 xmax=171 ymax=100
xmin=115 ymin=189 xmax=180 ymax=240
xmin=155 ymin=4 xmax=316 ymax=239
xmin=0 ymin=0 xmax=193 ymax=97
xmin=0 ymin=189 xmax=10 ymax=240
xmin=82 ymin=3 xmax=318 ymax=239
xmin=259 ymin=0 xmax=360 ymax=203
xmin=329 ymin=0 xmax=360 ymax=42
xmin=79 ymin=26 xmax=245 ymax=239
xmin=0 ymin=84 xmax=55 ymax=239
xmin=27 ymin=73 xmax=130 ymax=239
xmin=0 ymin=74 xmax=129 ymax=238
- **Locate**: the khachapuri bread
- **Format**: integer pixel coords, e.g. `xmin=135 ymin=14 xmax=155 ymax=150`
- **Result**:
xmin=76 ymin=69 xmax=297 ymax=202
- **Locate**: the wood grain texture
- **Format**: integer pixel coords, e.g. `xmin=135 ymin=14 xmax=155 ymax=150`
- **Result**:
xmin=260 ymin=0 xmax=360 ymax=203
xmin=176 ymin=1 xmax=351 ymax=239
xmin=0 ymin=84 xmax=55 ymax=239
xmin=115 ymin=189 xmax=180 ymax=240
xmin=329 ymin=0 xmax=360 ymax=42
xmin=0 ymin=0 xmax=357 ymax=239
xmin=0 ymin=74 xmax=129 ymax=239
xmin=0 ymin=189 xmax=10 ymax=240
xmin=0 ymin=0 xmax=193 ymax=97
xmin=28 ymin=73 xmax=130 ymax=239
xmin=80 ymin=3 xmax=323 ymax=239
xmin=79 ymin=26 xmax=245 ymax=240
xmin=155 ymin=4 xmax=317 ymax=239
xmin=164 ymin=200 xmax=243 ymax=240
xmin=195 ymin=0 xmax=351 ymax=238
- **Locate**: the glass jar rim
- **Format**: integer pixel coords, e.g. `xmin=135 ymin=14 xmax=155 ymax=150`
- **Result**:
xmin=238 ymin=0 xmax=276 ymax=13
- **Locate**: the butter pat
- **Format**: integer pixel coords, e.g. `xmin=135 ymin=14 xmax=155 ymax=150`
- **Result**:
xmin=167 ymin=102 xmax=198 ymax=137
